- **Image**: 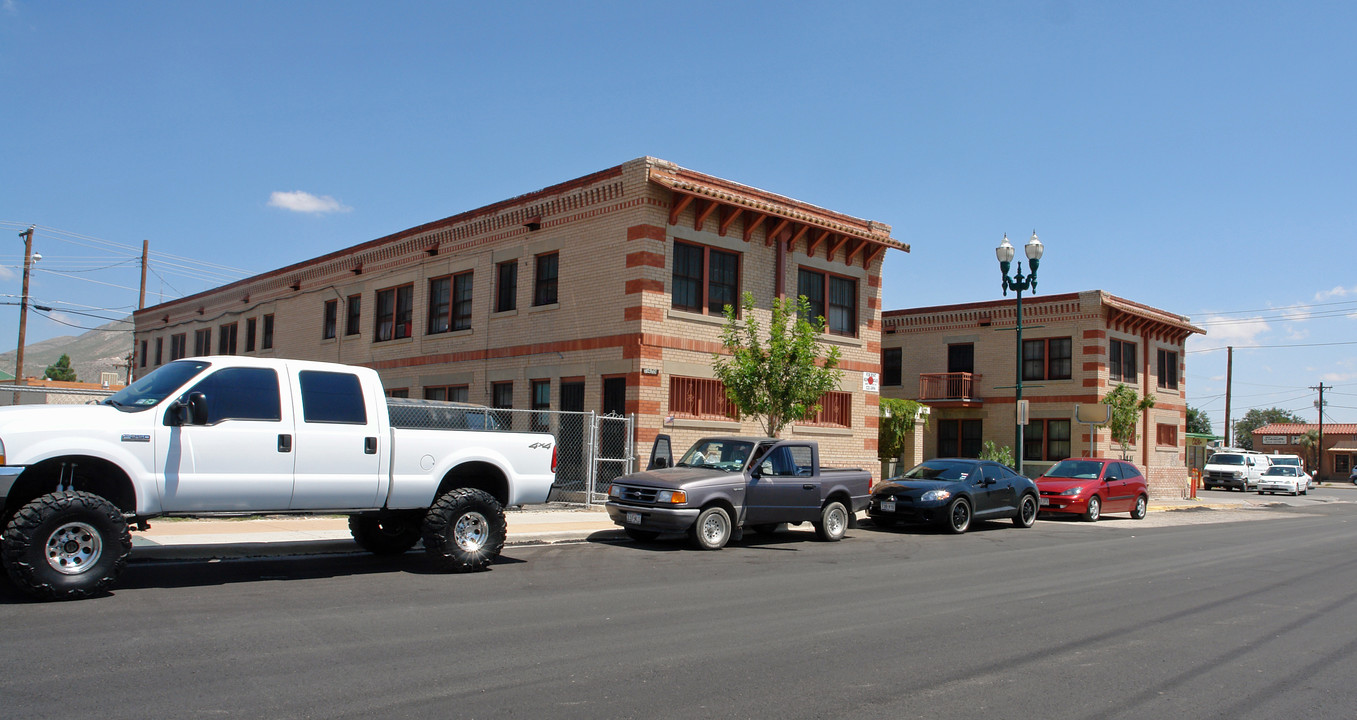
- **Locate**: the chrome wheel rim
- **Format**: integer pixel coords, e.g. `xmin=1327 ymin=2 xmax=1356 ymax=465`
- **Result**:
xmin=700 ymin=512 xmax=728 ymax=544
xmin=1088 ymin=497 xmax=1100 ymax=520
xmin=826 ymin=506 xmax=846 ymax=537
xmin=453 ymin=511 xmax=489 ymax=552
xmin=1135 ymin=497 xmax=1147 ymax=517
xmin=45 ymin=521 xmax=102 ymax=575
xmin=1021 ymin=497 xmax=1037 ymax=525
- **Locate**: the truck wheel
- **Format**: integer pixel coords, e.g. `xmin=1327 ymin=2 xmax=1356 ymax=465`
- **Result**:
xmin=422 ymin=488 xmax=506 ymax=573
xmin=349 ymin=512 xmax=422 ymax=555
xmin=2 ymin=491 xmax=132 ymax=601
xmin=814 ymin=501 xmax=849 ymax=541
xmin=688 ymin=506 xmax=731 ymax=550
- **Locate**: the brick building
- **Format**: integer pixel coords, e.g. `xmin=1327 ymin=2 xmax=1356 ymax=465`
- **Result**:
xmin=879 ymin=290 xmax=1204 ymax=498
xmin=131 ymin=157 xmax=906 ymax=482
xmin=1251 ymin=423 xmax=1357 ymax=482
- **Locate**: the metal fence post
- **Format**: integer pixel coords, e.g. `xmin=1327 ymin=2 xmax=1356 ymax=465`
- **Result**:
xmin=585 ymin=411 xmax=598 ymax=509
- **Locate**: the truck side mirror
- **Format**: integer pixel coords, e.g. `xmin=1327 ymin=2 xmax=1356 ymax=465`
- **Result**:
xmin=652 ymin=456 xmax=669 ymax=469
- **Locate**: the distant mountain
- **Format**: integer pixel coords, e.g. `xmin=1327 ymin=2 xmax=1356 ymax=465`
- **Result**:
xmin=0 ymin=318 xmax=133 ymax=384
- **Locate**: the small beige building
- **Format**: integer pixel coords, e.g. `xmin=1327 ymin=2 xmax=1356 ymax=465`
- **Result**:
xmin=880 ymin=290 xmax=1204 ymax=498
xmin=132 ymin=157 xmax=907 ymax=484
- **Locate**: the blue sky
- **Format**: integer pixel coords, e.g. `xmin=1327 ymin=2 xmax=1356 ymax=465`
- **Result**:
xmin=3 ymin=1 xmax=1355 ymax=430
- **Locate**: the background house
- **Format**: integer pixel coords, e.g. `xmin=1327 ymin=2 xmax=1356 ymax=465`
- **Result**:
xmin=880 ymin=290 xmax=1203 ymax=498
xmin=1251 ymin=423 xmax=1357 ymax=481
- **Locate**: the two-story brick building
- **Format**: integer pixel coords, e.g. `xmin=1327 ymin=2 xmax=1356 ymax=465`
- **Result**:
xmin=132 ymin=157 xmax=907 ymax=486
xmin=1251 ymin=423 xmax=1357 ymax=482
xmin=880 ymin=290 xmax=1204 ymax=498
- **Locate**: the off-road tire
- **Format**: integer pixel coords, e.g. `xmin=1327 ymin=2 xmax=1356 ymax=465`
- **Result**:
xmin=2 ymin=491 xmax=132 ymax=601
xmin=942 ymin=498 xmax=971 ymax=534
xmin=349 ymin=511 xmax=423 ymax=555
xmin=1013 ymin=493 xmax=1038 ymax=528
xmin=688 ymin=506 xmax=732 ymax=550
xmin=422 ymin=488 xmax=506 ymax=572
xmin=624 ymin=528 xmax=660 ymax=543
xmin=814 ymin=501 xmax=849 ymax=541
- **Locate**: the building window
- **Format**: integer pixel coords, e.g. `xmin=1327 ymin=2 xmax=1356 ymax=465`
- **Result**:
xmin=1156 ymin=423 xmax=1178 ymax=447
xmin=531 ymin=379 xmax=551 ymax=432
xmin=496 ymin=260 xmax=518 ymax=313
xmin=194 ymin=328 xmax=212 ymax=356
xmin=1337 ymin=455 xmax=1351 ymax=474
xmin=323 ymin=299 xmax=337 ymax=340
xmin=938 ymin=419 xmax=983 ymax=458
xmin=346 ymin=295 xmax=361 ymax=336
xmin=882 ymin=347 xmax=902 ymax=387
xmin=492 ymin=382 xmax=514 ymax=429
xmin=154 ymin=337 xmax=163 ymax=365
xmin=169 ymin=333 xmax=186 ymax=361
xmin=803 ymin=391 xmax=852 ymax=427
xmin=1022 ymin=338 xmax=1072 ymax=381
xmin=669 ymin=376 xmax=738 ymax=419
xmin=218 ymin=323 xmax=238 ymax=355
xmin=533 ymin=253 xmax=558 ymax=307
xmin=139 ymin=340 xmax=147 ymax=368
xmin=1109 ymin=339 xmax=1137 ymax=383
xmin=1157 ymin=349 xmax=1179 ymax=390
xmin=424 ymin=385 xmax=469 ymax=403
xmin=671 ymin=241 xmax=740 ymax=315
xmin=245 ymin=318 xmax=257 ymax=352
xmin=428 ymin=272 xmax=474 ymax=334
xmin=262 ymin=314 xmax=274 ymax=350
xmin=375 ymin=284 xmax=414 ymax=341
xmin=797 ymin=268 xmax=857 ymax=336
xmin=1025 ymin=419 xmax=1072 ymax=461
xmin=385 ymin=388 xmax=409 ymax=399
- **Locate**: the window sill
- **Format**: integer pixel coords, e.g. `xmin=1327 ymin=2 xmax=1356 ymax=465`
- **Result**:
xmin=667 ymin=308 xmax=729 ymax=326
xmin=790 ymin=424 xmax=853 ymax=437
xmin=373 ymin=336 xmax=416 ymax=347
xmin=667 ymin=417 xmax=741 ymax=431
xmin=528 ymin=303 xmax=560 ymax=314
xmin=819 ymin=334 xmax=865 ymax=349
xmin=427 ymin=328 xmax=474 ymax=339
xmin=491 ymin=309 xmax=519 ymax=319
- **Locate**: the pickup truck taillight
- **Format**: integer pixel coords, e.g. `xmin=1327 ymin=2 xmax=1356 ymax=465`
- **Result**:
xmin=551 ymin=444 xmax=558 ymax=473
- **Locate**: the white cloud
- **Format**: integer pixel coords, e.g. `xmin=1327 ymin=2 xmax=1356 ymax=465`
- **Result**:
xmin=3 ymin=1 xmax=17 ymax=16
xmin=1321 ymin=372 xmax=1357 ymax=383
xmin=1314 ymin=285 xmax=1357 ymax=301
xmin=0 ymin=265 xmax=15 ymax=281
xmin=267 ymin=190 xmax=352 ymax=214
xmin=1188 ymin=315 xmax=1270 ymax=352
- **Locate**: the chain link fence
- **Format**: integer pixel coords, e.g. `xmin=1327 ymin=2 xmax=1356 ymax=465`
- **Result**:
xmin=0 ymin=385 xmax=116 ymax=406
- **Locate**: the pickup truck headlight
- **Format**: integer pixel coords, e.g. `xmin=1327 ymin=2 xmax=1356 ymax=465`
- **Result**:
xmin=1232 ymin=471 xmax=1244 ymax=479
xmin=656 ymin=489 xmax=687 ymax=504
xmin=607 ymin=484 xmax=621 ymax=498
xmin=921 ymin=489 xmax=951 ymax=502
xmin=1059 ymin=486 xmax=1084 ymax=496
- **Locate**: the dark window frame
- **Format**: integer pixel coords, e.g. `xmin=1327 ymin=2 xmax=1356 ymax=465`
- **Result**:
xmin=261 ymin=314 xmax=274 ymax=350
xmin=496 ymin=260 xmax=518 ymax=313
xmin=218 ymin=322 xmax=238 ymax=355
xmin=139 ymin=340 xmax=148 ymax=368
xmin=1157 ymin=348 xmax=1179 ymax=390
xmin=375 ymin=284 xmax=414 ymax=342
xmin=1022 ymin=337 xmax=1072 ymax=381
xmin=423 ymin=385 xmax=469 ymax=402
xmin=1024 ymin=419 xmax=1072 ymax=461
xmin=322 ymin=299 xmax=338 ymax=340
xmin=882 ymin=347 xmax=902 ymax=387
xmin=796 ymin=267 xmax=858 ymax=337
xmin=154 ymin=337 xmax=163 ymax=365
xmin=671 ymin=241 xmax=741 ymax=316
xmin=937 ymin=419 xmax=983 ymax=458
xmin=345 ymin=295 xmax=361 ymax=336
xmin=193 ymin=328 xmax=211 ymax=357
xmin=1109 ymin=338 xmax=1138 ymax=383
xmin=245 ymin=318 xmax=257 ymax=352
xmin=533 ymin=253 xmax=559 ymax=307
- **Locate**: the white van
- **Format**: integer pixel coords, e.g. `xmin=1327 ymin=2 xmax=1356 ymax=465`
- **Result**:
xmin=1203 ymin=450 xmax=1271 ymax=492
xmin=1266 ymin=454 xmax=1313 ymax=489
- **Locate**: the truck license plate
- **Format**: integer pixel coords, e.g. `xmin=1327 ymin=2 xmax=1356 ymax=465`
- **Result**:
xmin=881 ymin=501 xmax=895 ymax=512
xmin=626 ymin=512 xmax=642 ymax=525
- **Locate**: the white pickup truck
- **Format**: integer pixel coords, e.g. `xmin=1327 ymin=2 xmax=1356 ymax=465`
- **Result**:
xmin=0 ymin=356 xmax=556 ymax=600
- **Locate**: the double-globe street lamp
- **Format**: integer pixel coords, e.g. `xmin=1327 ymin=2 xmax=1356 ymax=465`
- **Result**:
xmin=996 ymin=231 xmax=1044 ymax=477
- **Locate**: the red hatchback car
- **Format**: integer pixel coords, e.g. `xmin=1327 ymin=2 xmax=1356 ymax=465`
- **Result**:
xmin=1035 ymin=458 xmax=1149 ymax=522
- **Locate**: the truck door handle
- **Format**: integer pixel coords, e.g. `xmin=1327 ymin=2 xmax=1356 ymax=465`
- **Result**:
xmin=802 ymin=484 xmax=815 ymax=490
xmin=364 ymin=437 xmax=377 ymax=454
xmin=278 ymin=434 xmax=292 ymax=453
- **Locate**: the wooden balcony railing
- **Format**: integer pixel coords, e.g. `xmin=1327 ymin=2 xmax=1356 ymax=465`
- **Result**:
xmin=918 ymin=372 xmax=982 ymax=402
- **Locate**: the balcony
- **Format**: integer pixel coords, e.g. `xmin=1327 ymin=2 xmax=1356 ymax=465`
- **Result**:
xmin=918 ymin=372 xmax=983 ymax=405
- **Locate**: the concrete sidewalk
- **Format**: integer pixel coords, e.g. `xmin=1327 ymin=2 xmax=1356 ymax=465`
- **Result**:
xmin=125 ymin=490 xmax=1332 ymax=563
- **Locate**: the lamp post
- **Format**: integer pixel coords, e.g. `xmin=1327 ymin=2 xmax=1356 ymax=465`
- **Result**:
xmin=996 ymin=231 xmax=1044 ymax=476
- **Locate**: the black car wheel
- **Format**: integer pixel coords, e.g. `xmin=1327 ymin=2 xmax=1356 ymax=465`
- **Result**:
xmin=1013 ymin=493 xmax=1038 ymax=528
xmin=942 ymin=498 xmax=971 ymax=534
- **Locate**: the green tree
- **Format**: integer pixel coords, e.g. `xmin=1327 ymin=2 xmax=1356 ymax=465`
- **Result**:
xmin=1101 ymin=383 xmax=1156 ymax=460
xmin=1186 ymin=405 xmax=1213 ymax=435
xmin=43 ymin=354 xmax=78 ymax=382
xmin=879 ymin=398 xmax=928 ymax=477
xmin=979 ymin=440 xmax=1015 ymax=469
xmin=712 ymin=292 xmax=843 ymax=438
xmin=1232 ymin=407 xmax=1304 ymax=450
xmin=1298 ymin=429 xmax=1320 ymax=473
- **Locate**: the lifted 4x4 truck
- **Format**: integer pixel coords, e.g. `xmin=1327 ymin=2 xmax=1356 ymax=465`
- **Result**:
xmin=605 ymin=435 xmax=871 ymax=549
xmin=0 ymin=356 xmax=556 ymax=601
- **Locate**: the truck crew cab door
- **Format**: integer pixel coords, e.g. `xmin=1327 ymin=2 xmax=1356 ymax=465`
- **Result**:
xmin=287 ymin=368 xmax=383 ymax=510
xmin=154 ymin=365 xmax=296 ymax=512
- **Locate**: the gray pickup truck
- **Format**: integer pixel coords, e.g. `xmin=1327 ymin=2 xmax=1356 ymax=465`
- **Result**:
xmin=604 ymin=435 xmax=872 ymax=550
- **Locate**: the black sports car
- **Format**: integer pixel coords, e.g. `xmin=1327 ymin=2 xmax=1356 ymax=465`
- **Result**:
xmin=869 ymin=458 xmax=1039 ymax=533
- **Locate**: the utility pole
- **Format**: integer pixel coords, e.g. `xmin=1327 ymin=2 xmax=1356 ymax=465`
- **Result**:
xmin=13 ymin=225 xmax=35 ymax=405
xmin=1311 ymin=382 xmax=1330 ymax=481
xmin=139 ymin=239 xmax=149 ymax=309
xmin=1223 ymin=346 xmax=1233 ymax=447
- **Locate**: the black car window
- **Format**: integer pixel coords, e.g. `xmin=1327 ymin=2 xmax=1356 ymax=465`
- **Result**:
xmin=184 ymin=367 xmax=282 ymax=424
xmin=1119 ymin=462 xmax=1141 ymax=479
xmin=982 ymin=465 xmax=1008 ymax=482
xmin=901 ymin=460 xmax=975 ymax=481
xmin=299 ymin=370 xmax=368 ymax=425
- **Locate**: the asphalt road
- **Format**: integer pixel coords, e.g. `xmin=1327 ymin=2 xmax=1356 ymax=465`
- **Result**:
xmin=4 ymin=495 xmax=1357 ymax=719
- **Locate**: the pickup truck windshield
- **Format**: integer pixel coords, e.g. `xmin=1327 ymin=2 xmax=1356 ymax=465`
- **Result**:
xmin=103 ymin=360 xmax=211 ymax=412
xmin=678 ymin=440 xmax=755 ymax=472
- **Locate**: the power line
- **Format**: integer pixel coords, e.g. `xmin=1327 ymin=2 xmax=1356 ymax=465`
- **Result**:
xmin=1187 ymin=340 xmax=1357 ymax=354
